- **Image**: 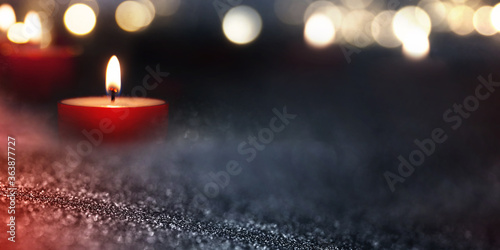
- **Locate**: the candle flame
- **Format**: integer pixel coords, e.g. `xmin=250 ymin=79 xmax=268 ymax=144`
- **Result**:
xmin=24 ymin=11 xmax=42 ymax=43
xmin=0 ymin=4 xmax=15 ymax=32
xmin=106 ymin=55 xmax=121 ymax=96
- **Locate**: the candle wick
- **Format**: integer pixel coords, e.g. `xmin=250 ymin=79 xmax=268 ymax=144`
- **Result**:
xmin=109 ymin=87 xmax=117 ymax=102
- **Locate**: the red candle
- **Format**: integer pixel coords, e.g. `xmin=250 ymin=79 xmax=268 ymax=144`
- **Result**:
xmin=0 ymin=9 xmax=76 ymax=101
xmin=2 ymin=45 xmax=76 ymax=100
xmin=58 ymin=56 xmax=168 ymax=145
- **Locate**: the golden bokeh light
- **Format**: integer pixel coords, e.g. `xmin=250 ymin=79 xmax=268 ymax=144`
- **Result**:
xmin=7 ymin=22 xmax=29 ymax=44
xmin=473 ymin=6 xmax=496 ymax=36
xmin=40 ymin=31 xmax=52 ymax=49
xmin=37 ymin=11 xmax=54 ymax=34
xmin=24 ymin=11 xmax=42 ymax=43
xmin=305 ymin=1 xmax=339 ymax=22
xmin=371 ymin=11 xmax=401 ymax=48
xmin=141 ymin=0 xmax=156 ymax=18
xmin=393 ymin=6 xmax=431 ymax=44
xmin=150 ymin=0 xmax=180 ymax=16
xmin=69 ymin=0 xmax=100 ymax=17
xmin=340 ymin=0 xmax=373 ymax=10
xmin=64 ymin=3 xmax=97 ymax=36
xmin=461 ymin=0 xmax=481 ymax=9
xmin=491 ymin=3 xmax=500 ymax=32
xmin=304 ymin=1 xmax=345 ymax=42
xmin=418 ymin=0 xmax=450 ymax=31
xmin=222 ymin=6 xmax=262 ymax=45
xmin=342 ymin=10 xmax=375 ymax=48
xmin=304 ymin=13 xmax=336 ymax=48
xmin=274 ymin=0 xmax=310 ymax=25
xmin=304 ymin=1 xmax=344 ymax=32
xmin=447 ymin=5 xmax=474 ymax=36
xmin=40 ymin=0 xmax=57 ymax=16
xmin=402 ymin=33 xmax=430 ymax=60
xmin=0 ymin=4 xmax=15 ymax=32
xmin=36 ymin=11 xmax=54 ymax=48
xmin=115 ymin=1 xmax=155 ymax=32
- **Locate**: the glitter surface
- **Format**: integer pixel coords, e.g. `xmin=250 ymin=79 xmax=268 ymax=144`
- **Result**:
xmin=1 ymin=61 xmax=500 ymax=249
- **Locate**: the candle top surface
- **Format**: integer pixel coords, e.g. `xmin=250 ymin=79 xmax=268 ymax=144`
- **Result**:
xmin=60 ymin=96 xmax=166 ymax=108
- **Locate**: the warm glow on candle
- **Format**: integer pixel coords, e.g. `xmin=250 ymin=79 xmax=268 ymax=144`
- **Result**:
xmin=24 ymin=11 xmax=42 ymax=43
xmin=0 ymin=4 xmax=15 ymax=32
xmin=106 ymin=55 xmax=121 ymax=96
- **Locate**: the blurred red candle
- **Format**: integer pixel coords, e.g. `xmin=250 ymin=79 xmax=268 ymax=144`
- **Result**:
xmin=58 ymin=56 xmax=168 ymax=145
xmin=0 ymin=9 xmax=76 ymax=101
xmin=2 ymin=46 xmax=76 ymax=100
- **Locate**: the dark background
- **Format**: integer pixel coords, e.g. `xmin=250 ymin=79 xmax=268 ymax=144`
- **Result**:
xmin=1 ymin=0 xmax=500 ymax=249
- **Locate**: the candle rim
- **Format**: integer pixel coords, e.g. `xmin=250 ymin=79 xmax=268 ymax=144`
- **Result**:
xmin=3 ymin=46 xmax=79 ymax=58
xmin=59 ymin=96 xmax=167 ymax=108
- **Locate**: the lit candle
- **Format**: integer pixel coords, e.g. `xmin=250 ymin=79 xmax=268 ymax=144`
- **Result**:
xmin=58 ymin=56 xmax=169 ymax=145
